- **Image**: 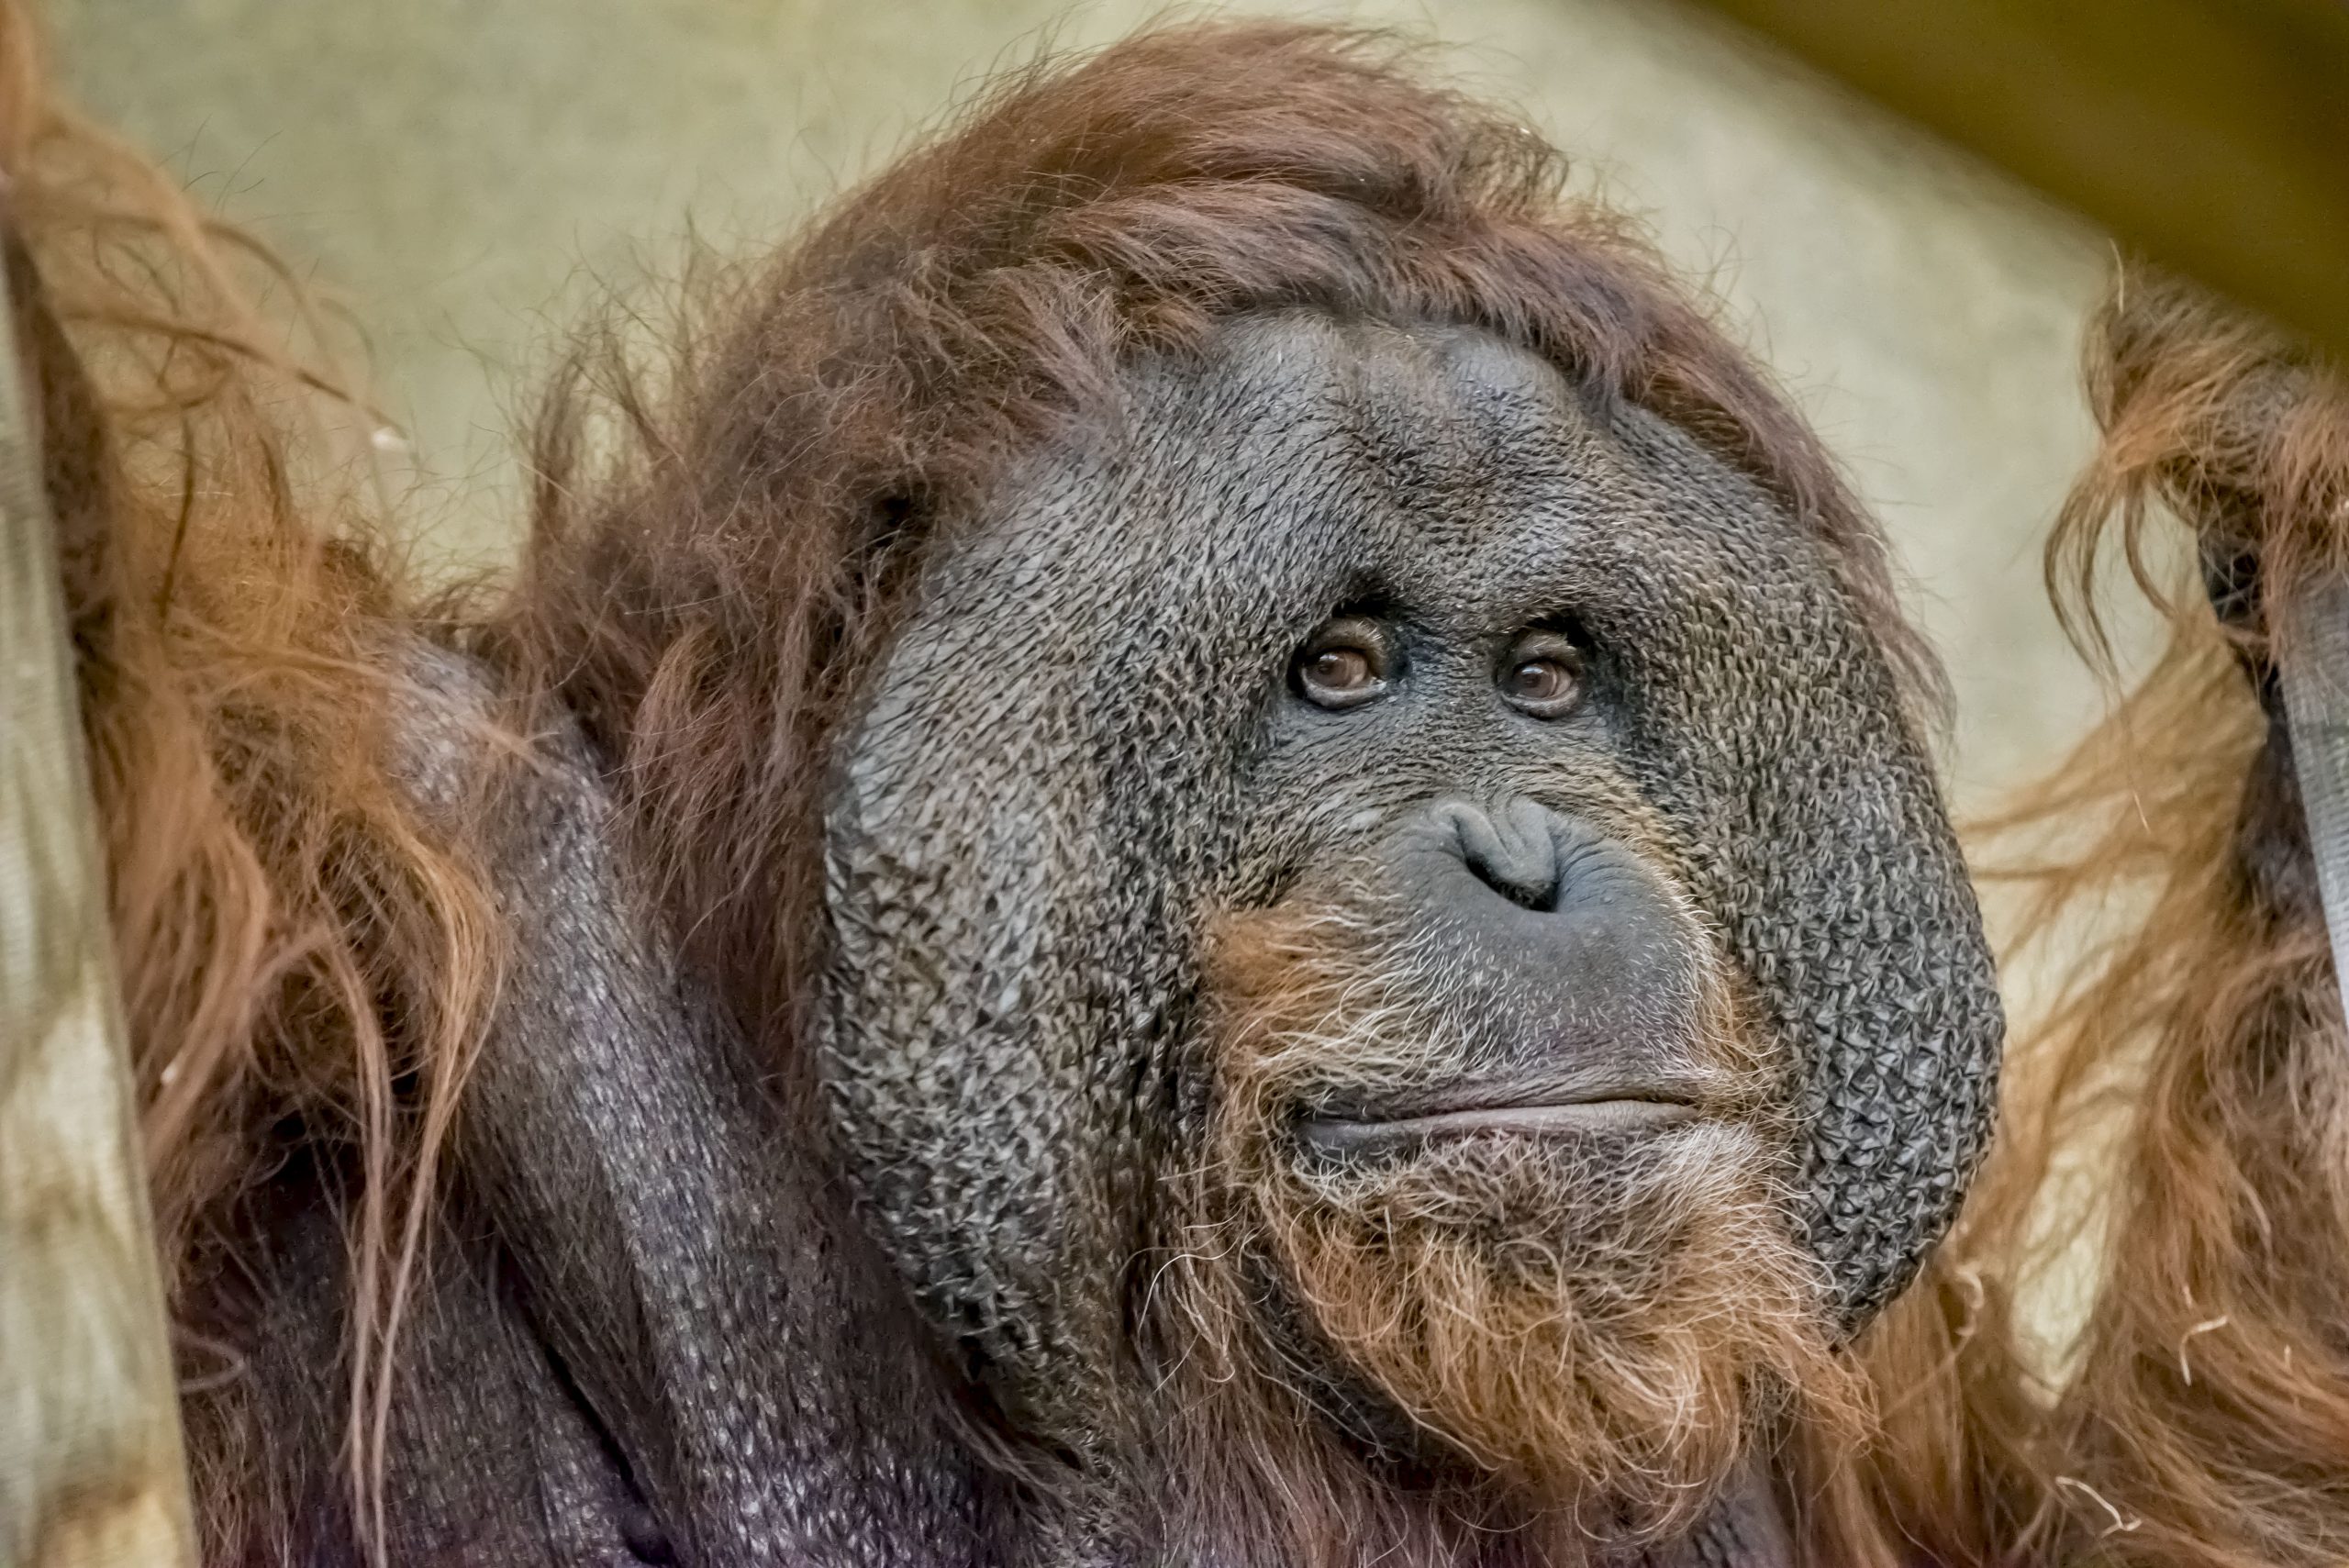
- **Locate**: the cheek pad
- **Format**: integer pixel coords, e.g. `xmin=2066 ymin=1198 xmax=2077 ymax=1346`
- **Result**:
xmin=818 ymin=518 xmax=1285 ymax=1415
xmin=1609 ymin=549 xmax=2005 ymax=1329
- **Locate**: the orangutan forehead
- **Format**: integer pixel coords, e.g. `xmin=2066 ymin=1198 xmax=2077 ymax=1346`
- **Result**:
xmin=1184 ymin=311 xmax=1599 ymax=473
xmin=965 ymin=308 xmax=1820 ymax=632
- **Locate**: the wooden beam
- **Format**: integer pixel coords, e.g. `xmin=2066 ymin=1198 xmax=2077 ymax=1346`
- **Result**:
xmin=1676 ymin=0 xmax=2349 ymax=364
xmin=0 ymin=263 xmax=196 ymax=1562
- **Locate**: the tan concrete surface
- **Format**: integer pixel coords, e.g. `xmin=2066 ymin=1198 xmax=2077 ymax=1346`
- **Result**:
xmin=50 ymin=0 xmax=2140 ymax=808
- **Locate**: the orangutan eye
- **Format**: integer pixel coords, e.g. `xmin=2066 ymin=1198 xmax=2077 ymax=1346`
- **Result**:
xmin=1500 ymin=631 xmax=1586 ymax=718
xmin=1291 ymin=618 xmax=1392 ymax=710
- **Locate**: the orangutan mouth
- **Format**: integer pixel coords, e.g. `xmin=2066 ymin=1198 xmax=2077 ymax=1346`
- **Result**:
xmin=1297 ymin=1095 xmax=1701 ymax=1156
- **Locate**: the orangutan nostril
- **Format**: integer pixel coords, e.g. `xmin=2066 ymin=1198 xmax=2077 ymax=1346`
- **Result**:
xmin=1443 ymin=798 xmax=1564 ymax=913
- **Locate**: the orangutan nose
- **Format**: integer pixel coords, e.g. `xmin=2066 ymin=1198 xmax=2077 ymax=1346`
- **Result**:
xmin=1380 ymin=797 xmax=1698 ymax=1031
xmin=1442 ymin=796 xmax=1566 ymax=912
xmin=1312 ymin=796 xmax=1718 ymax=1135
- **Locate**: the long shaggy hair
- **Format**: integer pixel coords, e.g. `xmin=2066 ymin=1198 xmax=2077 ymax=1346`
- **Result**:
xmin=0 ymin=3 xmax=501 ymax=1553
xmin=1856 ymin=272 xmax=2349 ymax=1567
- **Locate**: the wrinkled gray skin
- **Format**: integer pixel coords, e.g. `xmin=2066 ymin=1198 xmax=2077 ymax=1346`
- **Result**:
xmin=826 ymin=312 xmax=2000 ymax=1394
xmin=220 ymin=312 xmax=1999 ymax=1565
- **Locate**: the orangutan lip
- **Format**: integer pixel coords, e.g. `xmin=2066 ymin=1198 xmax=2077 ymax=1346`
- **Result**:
xmin=1297 ymin=1097 xmax=1699 ymax=1155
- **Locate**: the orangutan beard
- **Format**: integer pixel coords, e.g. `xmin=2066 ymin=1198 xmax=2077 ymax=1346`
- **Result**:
xmin=1139 ymin=903 xmax=1865 ymax=1561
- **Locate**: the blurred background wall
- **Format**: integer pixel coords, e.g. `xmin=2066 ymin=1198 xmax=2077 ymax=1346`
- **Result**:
xmin=49 ymin=0 xmax=2137 ymax=811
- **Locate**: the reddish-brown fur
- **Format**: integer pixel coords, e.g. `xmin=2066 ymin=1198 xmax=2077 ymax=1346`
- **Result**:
xmin=1151 ymin=898 xmax=1878 ymax=1563
xmin=1854 ymin=274 xmax=2349 ymax=1567
xmin=1 ymin=6 xmax=503 ymax=1550
xmin=12 ymin=0 xmax=2348 ymax=1560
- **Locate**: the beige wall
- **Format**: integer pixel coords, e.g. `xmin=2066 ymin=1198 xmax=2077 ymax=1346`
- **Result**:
xmin=50 ymin=0 xmax=2136 ymax=811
